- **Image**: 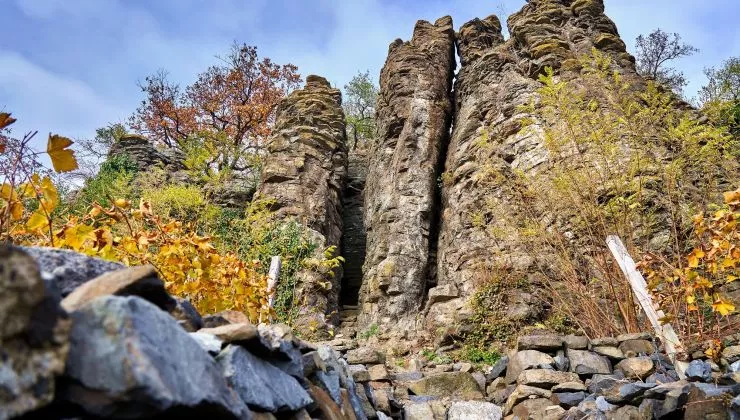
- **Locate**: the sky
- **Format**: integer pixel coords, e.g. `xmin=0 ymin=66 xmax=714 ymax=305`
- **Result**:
xmin=1 ymin=0 xmax=739 ymax=148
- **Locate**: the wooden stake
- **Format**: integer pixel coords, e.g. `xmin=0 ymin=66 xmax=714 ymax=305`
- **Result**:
xmin=606 ymin=235 xmax=687 ymax=379
xmin=261 ymin=256 xmax=281 ymax=323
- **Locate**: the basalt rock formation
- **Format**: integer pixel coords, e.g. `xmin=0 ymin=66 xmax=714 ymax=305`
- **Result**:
xmin=429 ymin=0 xmax=640 ymax=331
xmin=358 ymin=16 xmax=456 ymax=334
xmin=255 ymin=75 xmax=348 ymax=334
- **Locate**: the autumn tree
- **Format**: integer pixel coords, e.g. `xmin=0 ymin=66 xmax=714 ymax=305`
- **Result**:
xmin=635 ymin=29 xmax=698 ymax=94
xmin=343 ymin=71 xmax=378 ymax=149
xmin=130 ymin=43 xmax=301 ymax=176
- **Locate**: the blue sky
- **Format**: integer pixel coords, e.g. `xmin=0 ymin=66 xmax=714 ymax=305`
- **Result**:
xmin=1 ymin=0 xmax=739 ymax=147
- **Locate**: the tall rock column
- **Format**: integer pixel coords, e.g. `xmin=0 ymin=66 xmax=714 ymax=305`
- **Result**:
xmin=359 ymin=17 xmax=456 ymax=334
xmin=429 ymin=0 xmax=640 ymax=331
xmin=255 ymin=75 xmax=347 ymax=335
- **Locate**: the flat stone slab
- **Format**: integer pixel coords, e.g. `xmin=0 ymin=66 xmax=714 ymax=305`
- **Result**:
xmin=407 ymin=372 xmax=484 ymax=400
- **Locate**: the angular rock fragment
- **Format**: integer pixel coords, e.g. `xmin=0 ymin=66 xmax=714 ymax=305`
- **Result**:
xmin=448 ymin=401 xmax=502 ymax=420
xmin=62 ymin=295 xmax=248 ymax=419
xmin=567 ymin=349 xmax=612 ymax=376
xmin=61 ymin=265 xmax=174 ymax=312
xmin=20 ymin=246 xmax=123 ymax=296
xmin=506 ymin=350 xmax=555 ymax=384
xmin=217 ymin=344 xmax=312 ymax=413
xmin=407 ymin=372 xmax=484 ymax=400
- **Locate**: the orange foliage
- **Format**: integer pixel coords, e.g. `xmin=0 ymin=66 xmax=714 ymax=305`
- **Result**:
xmin=129 ymin=43 xmax=301 ymax=172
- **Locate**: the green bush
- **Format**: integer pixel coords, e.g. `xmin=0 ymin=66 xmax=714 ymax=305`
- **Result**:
xmin=214 ymin=200 xmax=318 ymax=323
xmin=67 ymin=154 xmax=138 ymax=213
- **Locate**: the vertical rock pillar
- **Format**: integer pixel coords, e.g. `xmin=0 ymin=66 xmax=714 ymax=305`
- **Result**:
xmin=255 ymin=75 xmax=348 ymax=336
xmin=359 ymin=16 xmax=456 ymax=334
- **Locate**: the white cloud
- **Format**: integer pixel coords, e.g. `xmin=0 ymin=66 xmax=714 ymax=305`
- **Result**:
xmin=0 ymin=51 xmax=127 ymax=145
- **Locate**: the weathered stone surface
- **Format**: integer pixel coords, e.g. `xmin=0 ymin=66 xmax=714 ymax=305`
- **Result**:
xmin=486 ymin=356 xmax=509 ymax=381
xmin=592 ymin=346 xmax=625 ymax=360
xmin=564 ymin=335 xmax=590 ymax=350
xmin=61 ymin=265 xmax=174 ymax=312
xmin=567 ymin=349 xmax=612 ymax=376
xmin=217 ymin=344 xmax=312 ymax=412
xmin=615 ymin=357 xmax=655 ymax=380
xmin=505 ymin=385 xmax=552 ymax=414
xmin=685 ymin=359 xmax=712 ymax=382
xmin=199 ymin=323 xmax=259 ymax=343
xmin=255 ymin=75 xmax=348 ymax=334
xmin=552 ymin=391 xmax=586 ymax=408
xmin=517 ymin=335 xmax=564 ymax=351
xmin=407 ymin=372 xmax=484 ymax=400
xmin=553 ymin=381 xmax=587 ymax=392
xmin=404 ymin=402 xmax=435 ymax=420
xmin=425 ymin=0 xmax=652 ymax=336
xmin=448 ymin=401 xmax=502 ymax=420
xmin=20 ymin=246 xmax=123 ymax=296
xmin=346 ymin=347 xmax=386 ymax=365
xmin=517 ymin=369 xmax=580 ymax=389
xmin=189 ymin=331 xmax=223 ymax=355
xmin=0 ymin=247 xmax=71 ymax=420
xmin=618 ymin=339 xmax=656 ymax=357
xmin=109 ymin=134 xmax=186 ymax=173
xmin=368 ymin=364 xmax=390 ymax=381
xmin=506 ymin=350 xmax=555 ymax=384
xmin=62 ymin=296 xmax=248 ymax=418
xmin=359 ymin=15 xmax=456 ymax=333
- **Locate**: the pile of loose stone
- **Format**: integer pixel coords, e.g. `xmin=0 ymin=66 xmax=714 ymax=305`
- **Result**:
xmin=1 ymin=246 xmax=374 ymax=420
xmin=324 ymin=331 xmax=740 ymax=419
xmin=4 ymin=245 xmax=740 ymax=419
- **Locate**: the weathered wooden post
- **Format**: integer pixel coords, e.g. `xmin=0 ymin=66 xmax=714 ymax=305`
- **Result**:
xmin=606 ymin=235 xmax=687 ymax=379
xmin=264 ymin=256 xmax=282 ymax=323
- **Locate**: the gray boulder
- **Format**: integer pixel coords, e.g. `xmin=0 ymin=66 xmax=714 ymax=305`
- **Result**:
xmin=217 ymin=344 xmax=312 ymax=412
xmin=21 ymin=246 xmax=123 ymax=296
xmin=567 ymin=349 xmax=612 ymax=376
xmin=61 ymin=295 xmax=248 ymax=419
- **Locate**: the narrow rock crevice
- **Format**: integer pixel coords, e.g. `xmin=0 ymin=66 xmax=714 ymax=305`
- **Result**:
xmin=340 ymin=149 xmax=368 ymax=306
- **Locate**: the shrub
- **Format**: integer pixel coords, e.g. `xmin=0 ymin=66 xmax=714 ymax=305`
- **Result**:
xmin=638 ymin=188 xmax=738 ymax=351
xmin=66 ymin=153 xmax=138 ymax=214
xmin=475 ymin=49 xmax=738 ymax=340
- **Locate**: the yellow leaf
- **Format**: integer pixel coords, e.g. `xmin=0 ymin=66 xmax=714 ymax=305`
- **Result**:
xmin=1 ymin=183 xmax=17 ymax=201
xmin=724 ymin=188 xmax=740 ymax=206
xmin=47 ymin=134 xmax=79 ymax=173
xmin=712 ymin=297 xmax=736 ymax=317
xmin=38 ymin=176 xmax=59 ymax=212
xmin=114 ymin=198 xmax=130 ymax=209
xmin=0 ymin=112 xmax=16 ymax=130
xmin=26 ymin=211 xmax=49 ymax=231
xmin=10 ymin=201 xmax=23 ymax=221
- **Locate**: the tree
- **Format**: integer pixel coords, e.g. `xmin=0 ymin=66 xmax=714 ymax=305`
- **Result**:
xmin=343 ymin=71 xmax=378 ymax=149
xmin=635 ymin=29 xmax=698 ymax=94
xmin=130 ymin=43 xmax=301 ymax=175
xmin=699 ymin=57 xmax=740 ymax=133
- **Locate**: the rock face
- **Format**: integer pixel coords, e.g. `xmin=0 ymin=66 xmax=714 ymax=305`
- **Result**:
xmin=359 ymin=16 xmax=456 ymax=334
xmin=109 ymin=134 xmax=186 ymax=172
xmin=0 ymin=247 xmax=70 ymax=420
xmin=255 ymin=75 xmax=348 ymax=334
xmin=426 ymin=0 xmax=640 ymax=332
